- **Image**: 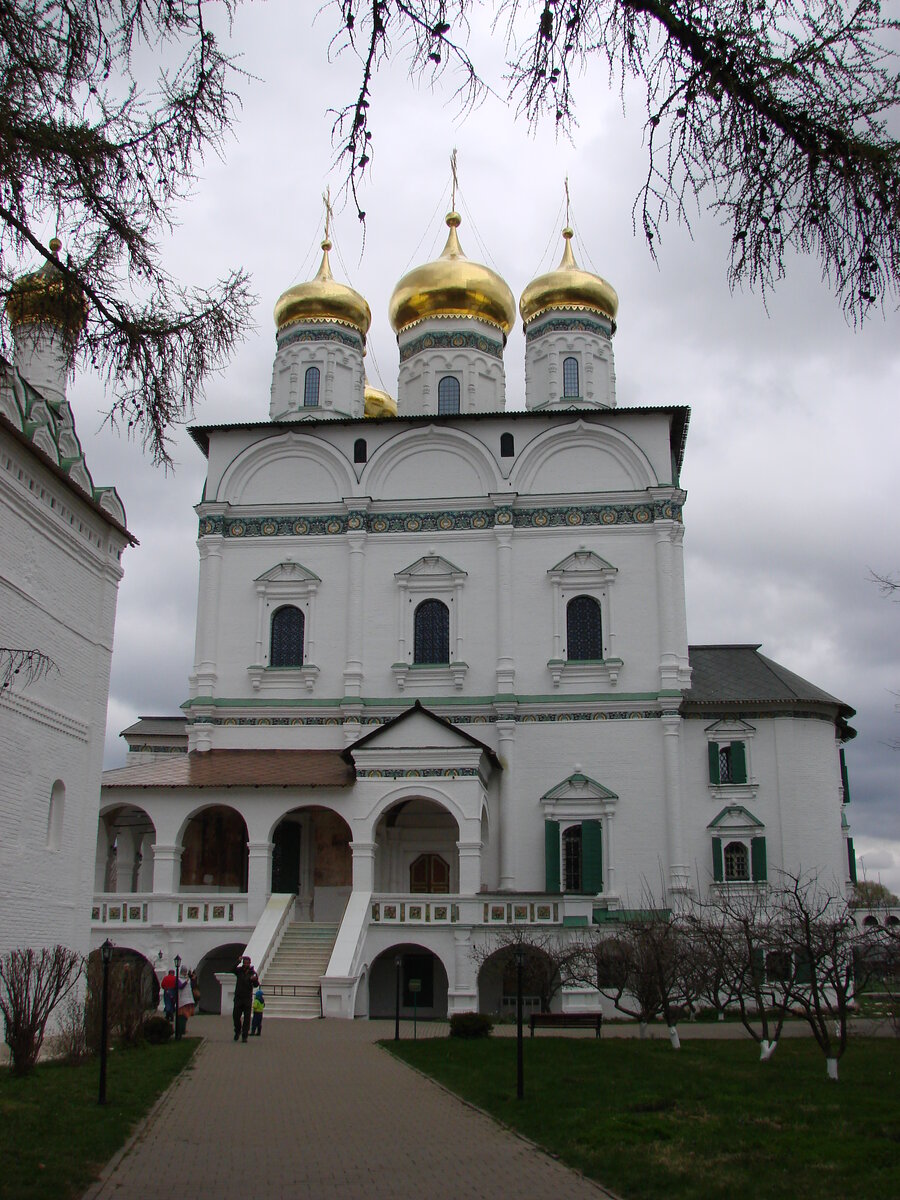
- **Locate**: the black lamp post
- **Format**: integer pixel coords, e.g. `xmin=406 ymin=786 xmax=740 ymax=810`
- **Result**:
xmin=173 ymin=953 xmax=182 ymax=1040
xmin=514 ymin=944 xmax=525 ymax=1101
xmin=98 ymin=939 xmax=113 ymax=1105
xmin=394 ymin=954 xmax=402 ymax=1041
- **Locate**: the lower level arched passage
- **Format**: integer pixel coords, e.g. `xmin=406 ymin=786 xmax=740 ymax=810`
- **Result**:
xmin=368 ymin=944 xmax=450 ymax=1020
xmin=86 ymin=945 xmax=160 ymax=1017
xmin=373 ymin=798 xmax=460 ymax=893
xmin=476 ymin=941 xmax=564 ymax=1017
xmin=193 ymin=941 xmax=248 ymax=1014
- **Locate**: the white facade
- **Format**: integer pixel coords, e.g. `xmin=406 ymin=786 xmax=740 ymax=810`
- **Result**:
xmin=0 ymin=359 xmax=130 ymax=961
xmin=92 ymin=229 xmax=855 ymax=1019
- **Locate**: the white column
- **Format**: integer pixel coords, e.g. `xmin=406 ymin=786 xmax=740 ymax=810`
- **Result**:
xmin=655 ymin=523 xmax=679 ymax=690
xmin=116 ymin=828 xmax=137 ymax=894
xmin=604 ymin=816 xmax=616 ymax=897
xmin=247 ymin=841 xmax=273 ymax=925
xmin=351 ymin=841 xmax=376 ymax=891
xmin=193 ymin=534 xmax=224 ymax=695
xmin=497 ymin=719 xmax=517 ymax=890
xmin=661 ymin=713 xmax=690 ymax=893
xmin=457 ymin=841 xmax=483 ymax=896
xmin=151 ymin=844 xmax=182 ymax=894
xmin=343 ymin=531 xmax=366 ymax=696
xmin=448 ymin=927 xmax=478 ymax=1014
xmin=494 ymin=527 xmax=514 ymax=692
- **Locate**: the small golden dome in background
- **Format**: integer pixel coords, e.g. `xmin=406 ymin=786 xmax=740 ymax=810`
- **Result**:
xmin=274 ymin=239 xmax=371 ymax=338
xmin=389 ymin=212 xmax=516 ymax=338
xmin=519 ymin=228 xmax=618 ymax=327
xmin=364 ymin=382 xmax=397 ymax=418
xmin=6 ymin=238 xmax=88 ymax=335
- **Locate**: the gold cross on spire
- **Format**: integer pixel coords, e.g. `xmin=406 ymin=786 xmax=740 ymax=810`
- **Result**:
xmin=450 ymin=148 xmax=459 ymax=211
xmin=322 ymin=186 xmax=333 ymax=244
xmin=565 ymin=176 xmax=571 ymax=228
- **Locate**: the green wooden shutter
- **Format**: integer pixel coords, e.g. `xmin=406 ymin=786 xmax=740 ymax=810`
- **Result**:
xmin=708 ymin=742 xmax=720 ymax=784
xmin=544 ymin=820 xmax=561 ymax=893
xmin=582 ymin=820 xmax=603 ymax=894
xmin=712 ymin=837 xmax=724 ymax=882
xmin=840 ymin=749 xmax=851 ymax=803
xmin=750 ymin=946 xmax=765 ymax=984
xmin=731 ymin=741 xmax=747 ymax=784
xmin=847 ymin=837 xmax=857 ymax=884
xmin=795 ymin=951 xmax=812 ymax=985
xmin=751 ymin=836 xmax=767 ymax=881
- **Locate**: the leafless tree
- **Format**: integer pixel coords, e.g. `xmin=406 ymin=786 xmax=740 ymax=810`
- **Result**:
xmin=0 ymin=0 xmax=255 ymax=465
xmin=472 ymin=926 xmax=576 ymax=1014
xmin=0 ymin=945 xmax=82 ymax=1075
xmin=326 ymin=0 xmax=900 ymax=321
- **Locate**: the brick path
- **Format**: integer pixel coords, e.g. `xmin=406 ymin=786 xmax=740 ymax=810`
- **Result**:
xmin=82 ymin=1016 xmax=616 ymax=1200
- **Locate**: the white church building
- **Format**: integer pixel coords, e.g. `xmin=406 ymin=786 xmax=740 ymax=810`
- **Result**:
xmin=91 ymin=209 xmax=857 ymax=1019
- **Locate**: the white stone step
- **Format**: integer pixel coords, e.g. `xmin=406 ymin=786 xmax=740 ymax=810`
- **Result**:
xmin=258 ymin=920 xmax=340 ymax=1020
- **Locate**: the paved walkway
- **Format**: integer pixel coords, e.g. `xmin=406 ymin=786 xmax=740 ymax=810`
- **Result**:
xmin=83 ymin=1015 xmax=616 ymax=1200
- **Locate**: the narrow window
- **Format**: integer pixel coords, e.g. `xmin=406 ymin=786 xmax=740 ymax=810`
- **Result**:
xmin=437 ymin=376 xmax=460 ymax=415
xmin=566 ymin=594 xmax=602 ymax=660
xmin=563 ymin=824 xmax=582 ymax=892
xmin=724 ymin=840 xmax=750 ymax=882
xmin=500 ymin=432 xmax=515 ymax=458
xmin=303 ymin=366 xmax=320 ymax=407
xmin=413 ymin=598 xmax=450 ymax=664
xmin=47 ymin=780 xmax=65 ymax=850
xmin=354 ymin=438 xmax=367 ymax=463
xmin=563 ymin=356 xmax=580 ymax=398
xmin=270 ymin=605 xmax=304 ymax=667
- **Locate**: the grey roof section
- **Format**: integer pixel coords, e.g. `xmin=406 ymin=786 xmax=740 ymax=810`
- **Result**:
xmin=121 ymin=716 xmax=189 ymax=740
xmin=685 ymin=645 xmax=854 ymax=716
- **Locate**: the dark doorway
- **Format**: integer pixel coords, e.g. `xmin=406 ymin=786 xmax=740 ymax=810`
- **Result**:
xmin=272 ymin=820 xmax=301 ymax=893
xmin=403 ymin=953 xmax=435 ymax=1007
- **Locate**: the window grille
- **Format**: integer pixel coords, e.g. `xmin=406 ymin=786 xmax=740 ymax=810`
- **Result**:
xmin=724 ymin=841 xmax=750 ymax=882
xmin=563 ymin=825 xmax=583 ymax=892
xmin=437 ymin=376 xmax=460 ymax=414
xmin=303 ymin=366 xmax=320 ymax=407
xmin=563 ymin=356 xmax=580 ymax=398
xmin=566 ymin=594 xmax=602 ymax=660
xmin=270 ymin=605 xmax=304 ymax=666
xmin=413 ymin=598 xmax=450 ymax=664
xmin=719 ymin=746 xmax=733 ymax=783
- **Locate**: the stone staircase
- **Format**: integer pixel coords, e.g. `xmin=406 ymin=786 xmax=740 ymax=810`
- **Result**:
xmin=260 ymin=922 xmax=339 ymax=1019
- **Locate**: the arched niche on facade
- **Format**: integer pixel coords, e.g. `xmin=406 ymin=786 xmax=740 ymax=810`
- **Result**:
xmin=269 ymin=805 xmax=352 ymax=924
xmin=373 ymin=797 xmax=461 ymax=894
xmin=361 ymin=424 xmax=500 ymax=501
xmin=476 ymin=941 xmax=564 ymax=1016
xmin=177 ymin=805 xmax=249 ymax=893
xmin=95 ymin=804 xmax=157 ymax=894
xmin=215 ymin=432 xmax=356 ymax=505
xmin=367 ymin=942 xmax=450 ymax=1019
xmin=193 ymin=940 xmax=247 ymax=1015
xmin=510 ymin=421 xmax=658 ymax=494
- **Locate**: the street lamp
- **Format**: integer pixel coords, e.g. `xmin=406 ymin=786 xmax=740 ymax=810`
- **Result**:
xmin=98 ymin=939 xmax=113 ymax=1105
xmin=394 ymin=954 xmax=402 ymax=1041
xmin=514 ymin=943 xmax=525 ymax=1101
xmin=173 ymin=953 xmax=181 ymax=1040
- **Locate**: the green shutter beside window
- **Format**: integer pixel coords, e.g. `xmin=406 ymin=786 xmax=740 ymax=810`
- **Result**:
xmin=708 ymin=742 xmax=720 ymax=784
xmin=712 ymin=837 xmax=724 ymax=882
xmin=582 ymin=820 xmax=603 ymax=894
xmin=751 ymin=836 xmax=767 ymax=881
xmin=750 ymin=946 xmax=765 ymax=984
xmin=847 ymin=837 xmax=857 ymax=884
xmin=545 ymin=820 xmax=561 ymax=893
xmin=840 ymin=748 xmax=851 ymax=803
xmin=731 ymin=741 xmax=748 ymax=784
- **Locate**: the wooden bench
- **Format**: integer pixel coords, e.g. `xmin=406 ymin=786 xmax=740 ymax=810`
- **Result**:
xmin=529 ymin=1012 xmax=603 ymax=1038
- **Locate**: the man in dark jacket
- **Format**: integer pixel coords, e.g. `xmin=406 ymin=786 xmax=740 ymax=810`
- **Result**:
xmin=231 ymin=955 xmax=259 ymax=1042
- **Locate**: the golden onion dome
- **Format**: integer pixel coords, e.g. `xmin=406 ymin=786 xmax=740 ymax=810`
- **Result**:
xmin=389 ymin=212 xmax=516 ymax=338
xmin=519 ymin=227 xmax=618 ymax=327
xmin=274 ymin=239 xmax=371 ymax=338
xmin=364 ymin=381 xmax=397 ymax=419
xmin=6 ymin=238 xmax=88 ymax=335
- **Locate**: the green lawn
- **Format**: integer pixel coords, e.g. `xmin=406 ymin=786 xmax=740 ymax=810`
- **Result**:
xmin=0 ymin=1039 xmax=198 ymax=1200
xmin=386 ymin=1036 xmax=899 ymax=1200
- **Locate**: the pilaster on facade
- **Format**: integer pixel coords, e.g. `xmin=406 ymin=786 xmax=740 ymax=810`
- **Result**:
xmin=660 ymin=711 xmax=690 ymax=894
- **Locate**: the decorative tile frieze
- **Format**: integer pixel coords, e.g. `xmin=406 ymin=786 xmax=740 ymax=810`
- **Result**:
xmin=525 ymin=314 xmax=613 ymax=341
xmin=192 ymin=708 xmax=662 ymax=728
xmin=197 ymin=499 xmax=683 ymax=540
xmin=399 ymin=330 xmax=503 ymax=363
xmin=355 ymin=767 xmax=480 ymax=779
xmin=278 ymin=326 xmax=363 ymax=352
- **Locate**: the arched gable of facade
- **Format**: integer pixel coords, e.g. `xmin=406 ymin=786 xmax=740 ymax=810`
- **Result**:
xmin=215 ymin=432 xmax=356 ymax=505
xmin=360 ymin=424 xmax=501 ymax=501
xmin=510 ymin=420 xmax=659 ymax=494
xmin=362 ymin=783 xmax=468 ymax=837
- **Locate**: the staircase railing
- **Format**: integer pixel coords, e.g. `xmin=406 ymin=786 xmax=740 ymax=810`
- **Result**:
xmin=244 ymin=893 xmax=296 ymax=981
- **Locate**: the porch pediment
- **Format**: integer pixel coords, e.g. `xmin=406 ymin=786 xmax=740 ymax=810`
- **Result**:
xmin=348 ymin=702 xmax=500 ymax=782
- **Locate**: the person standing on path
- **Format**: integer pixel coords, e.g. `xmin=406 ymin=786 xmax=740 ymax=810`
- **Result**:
xmin=250 ymin=985 xmax=265 ymax=1037
xmin=231 ymin=955 xmax=258 ymax=1042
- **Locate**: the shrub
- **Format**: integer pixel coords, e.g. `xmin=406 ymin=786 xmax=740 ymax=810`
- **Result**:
xmin=56 ymin=993 xmax=91 ymax=1064
xmin=0 ymin=946 xmax=83 ymax=1076
xmin=142 ymin=1016 xmax=173 ymax=1044
xmin=449 ymin=1012 xmax=493 ymax=1039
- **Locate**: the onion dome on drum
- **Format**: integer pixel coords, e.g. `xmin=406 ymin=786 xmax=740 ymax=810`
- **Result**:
xmin=519 ymin=227 xmax=618 ymax=329
xmin=364 ymin=382 xmax=398 ymax=418
xmin=389 ymin=212 xmax=516 ymax=340
xmin=274 ymin=238 xmax=371 ymax=340
xmin=5 ymin=239 xmax=87 ymax=337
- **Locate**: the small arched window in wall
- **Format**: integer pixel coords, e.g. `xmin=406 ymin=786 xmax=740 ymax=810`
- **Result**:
xmin=562 ymin=824 xmax=582 ymax=892
xmin=500 ymin=432 xmax=515 ymax=458
xmin=724 ymin=840 xmax=750 ymax=882
xmin=270 ymin=604 xmax=305 ymax=667
xmin=414 ymin=598 xmax=450 ymax=664
xmin=354 ymin=438 xmax=367 ymax=464
xmin=303 ymin=365 xmax=320 ymax=407
xmin=566 ymin=594 xmax=602 ymax=661
xmin=437 ymin=376 xmax=461 ymax=415
xmin=47 ymin=779 xmax=65 ymax=850
xmin=563 ymin=356 xmax=580 ymax=398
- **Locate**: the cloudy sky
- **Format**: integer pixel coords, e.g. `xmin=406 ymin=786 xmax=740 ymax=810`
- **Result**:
xmin=58 ymin=1 xmax=899 ymax=889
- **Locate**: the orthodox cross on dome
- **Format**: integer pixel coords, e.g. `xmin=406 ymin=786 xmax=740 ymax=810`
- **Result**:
xmin=322 ymin=186 xmax=333 ymax=246
xmin=450 ymin=147 xmax=458 ymax=211
xmin=564 ymin=176 xmax=571 ymax=229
